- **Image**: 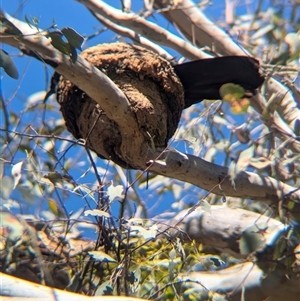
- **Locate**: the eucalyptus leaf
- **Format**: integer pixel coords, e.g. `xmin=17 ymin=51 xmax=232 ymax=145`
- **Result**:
xmin=88 ymin=250 xmax=117 ymax=263
xmin=62 ymin=27 xmax=84 ymax=50
xmin=95 ymin=280 xmax=113 ymax=296
xmin=0 ymin=49 xmax=19 ymax=79
xmin=47 ymin=31 xmax=71 ymax=55
xmin=219 ymin=83 xmax=245 ymax=101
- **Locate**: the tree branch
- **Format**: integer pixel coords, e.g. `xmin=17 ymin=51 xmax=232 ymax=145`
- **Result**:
xmin=0 ymin=272 xmax=145 ymax=300
xmin=88 ymin=10 xmax=174 ymax=60
xmin=183 ymin=262 xmax=300 ymax=301
xmin=76 ymin=0 xmax=211 ymax=59
xmin=162 ymin=205 xmax=286 ymax=257
xmin=149 ymin=149 xmax=300 ymax=206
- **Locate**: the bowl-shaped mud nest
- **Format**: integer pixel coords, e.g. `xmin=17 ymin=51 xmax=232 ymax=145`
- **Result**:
xmin=57 ymin=43 xmax=184 ymax=168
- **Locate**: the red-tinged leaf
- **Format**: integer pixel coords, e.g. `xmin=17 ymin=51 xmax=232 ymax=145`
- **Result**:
xmin=234 ymin=126 xmax=251 ymax=144
xmin=220 ymin=83 xmax=249 ymax=114
xmin=0 ymin=211 xmax=24 ymax=241
xmin=220 ymin=83 xmax=245 ymax=101
xmin=230 ymin=98 xmax=250 ymax=114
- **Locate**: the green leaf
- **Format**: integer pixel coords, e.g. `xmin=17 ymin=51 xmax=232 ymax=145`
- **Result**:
xmin=47 ymin=31 xmax=71 ymax=55
xmin=220 ymin=83 xmax=249 ymax=114
xmin=220 ymin=83 xmax=245 ymax=101
xmin=66 ymin=272 xmax=81 ymax=292
xmin=48 ymin=198 xmax=65 ymax=217
xmin=95 ymin=280 xmax=113 ymax=296
xmin=176 ymin=237 xmax=186 ymax=261
xmin=69 ymin=45 xmax=78 ymax=63
xmin=0 ymin=12 xmax=22 ymax=35
xmin=273 ymin=236 xmax=286 ymax=260
xmin=61 ymin=27 xmax=84 ymax=50
xmin=24 ymin=15 xmax=40 ymax=30
xmin=44 ymin=171 xmax=64 ymax=185
xmin=0 ymin=49 xmax=19 ymax=79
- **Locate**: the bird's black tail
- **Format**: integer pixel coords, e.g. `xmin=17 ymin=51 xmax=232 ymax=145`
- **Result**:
xmin=173 ymin=56 xmax=264 ymax=109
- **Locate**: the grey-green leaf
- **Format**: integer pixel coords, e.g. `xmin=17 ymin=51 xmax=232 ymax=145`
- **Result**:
xmin=24 ymin=15 xmax=40 ymax=30
xmin=0 ymin=49 xmax=19 ymax=79
xmin=61 ymin=27 xmax=84 ymax=50
xmin=47 ymin=32 xmax=71 ymax=55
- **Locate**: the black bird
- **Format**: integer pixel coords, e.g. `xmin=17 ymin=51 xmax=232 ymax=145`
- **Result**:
xmin=173 ymin=56 xmax=264 ymax=109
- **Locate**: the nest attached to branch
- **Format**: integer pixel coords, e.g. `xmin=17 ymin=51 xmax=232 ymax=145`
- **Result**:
xmin=57 ymin=43 xmax=184 ymax=168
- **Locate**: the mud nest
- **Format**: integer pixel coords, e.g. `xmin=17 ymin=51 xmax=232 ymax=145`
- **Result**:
xmin=57 ymin=43 xmax=184 ymax=168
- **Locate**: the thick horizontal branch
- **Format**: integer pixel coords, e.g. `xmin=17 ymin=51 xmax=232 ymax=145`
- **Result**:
xmin=183 ymin=262 xmax=300 ymax=301
xmin=161 ymin=205 xmax=286 ymax=257
xmin=149 ymin=149 xmax=300 ymax=205
xmin=0 ymin=273 xmax=144 ymax=301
